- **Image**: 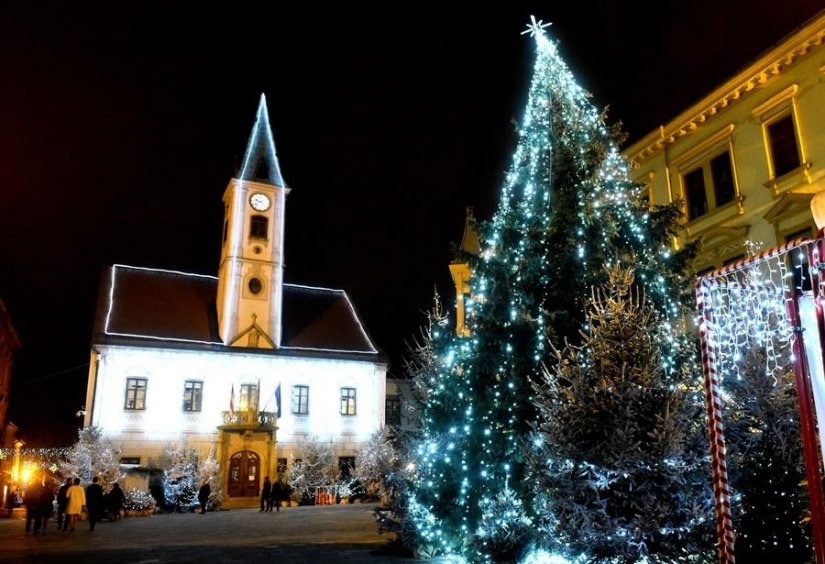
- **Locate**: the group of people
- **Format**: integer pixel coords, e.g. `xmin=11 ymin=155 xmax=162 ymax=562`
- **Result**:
xmin=259 ymin=477 xmax=290 ymax=512
xmin=16 ymin=476 xmax=126 ymax=534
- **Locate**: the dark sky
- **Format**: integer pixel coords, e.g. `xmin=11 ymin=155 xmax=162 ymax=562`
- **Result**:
xmin=1 ymin=1 xmax=822 ymax=446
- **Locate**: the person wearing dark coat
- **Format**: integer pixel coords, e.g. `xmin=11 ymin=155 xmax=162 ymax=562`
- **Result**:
xmin=23 ymin=482 xmax=42 ymax=534
xmin=85 ymin=477 xmax=104 ymax=531
xmin=260 ymin=477 xmax=272 ymax=512
xmin=55 ymin=478 xmax=71 ymax=532
xmin=35 ymin=481 xmax=55 ymax=534
xmin=197 ymin=482 xmax=211 ymax=514
xmin=270 ymin=479 xmax=283 ymax=512
xmin=108 ymin=483 xmax=125 ymax=521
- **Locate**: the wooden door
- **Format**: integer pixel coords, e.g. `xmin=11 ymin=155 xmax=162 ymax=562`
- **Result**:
xmin=227 ymin=450 xmax=260 ymax=497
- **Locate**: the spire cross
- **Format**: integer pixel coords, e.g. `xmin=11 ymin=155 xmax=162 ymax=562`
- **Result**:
xmin=521 ymin=15 xmax=551 ymax=38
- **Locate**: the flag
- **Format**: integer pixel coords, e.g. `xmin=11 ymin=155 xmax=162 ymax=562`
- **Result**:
xmin=275 ymin=383 xmax=281 ymax=418
xmin=229 ymin=383 xmax=235 ymax=417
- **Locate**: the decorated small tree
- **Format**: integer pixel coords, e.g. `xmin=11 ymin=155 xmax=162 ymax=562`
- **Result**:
xmin=529 ymin=266 xmax=711 ymax=561
xmin=286 ymin=435 xmax=339 ymax=503
xmin=197 ymin=448 xmax=224 ymax=510
xmin=160 ymin=438 xmax=201 ymax=510
xmin=60 ymin=426 xmax=123 ymax=489
xmin=724 ymin=348 xmax=812 ymax=560
xmin=353 ymin=429 xmax=400 ymax=501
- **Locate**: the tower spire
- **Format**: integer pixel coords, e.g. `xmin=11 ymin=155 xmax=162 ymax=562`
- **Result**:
xmin=238 ymin=93 xmax=286 ymax=187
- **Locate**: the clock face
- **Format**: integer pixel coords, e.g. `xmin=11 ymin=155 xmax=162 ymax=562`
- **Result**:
xmin=250 ymin=193 xmax=271 ymax=212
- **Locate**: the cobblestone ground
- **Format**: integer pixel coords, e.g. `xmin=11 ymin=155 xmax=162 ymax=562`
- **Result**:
xmin=0 ymin=503 xmax=413 ymax=563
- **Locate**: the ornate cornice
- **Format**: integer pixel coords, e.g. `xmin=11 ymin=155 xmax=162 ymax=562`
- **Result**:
xmin=628 ymin=13 xmax=825 ymax=167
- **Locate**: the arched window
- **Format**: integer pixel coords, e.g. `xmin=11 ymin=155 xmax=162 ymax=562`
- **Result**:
xmin=250 ymin=215 xmax=268 ymax=239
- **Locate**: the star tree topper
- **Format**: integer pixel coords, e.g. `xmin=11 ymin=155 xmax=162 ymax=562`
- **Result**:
xmin=521 ymin=15 xmax=551 ymax=38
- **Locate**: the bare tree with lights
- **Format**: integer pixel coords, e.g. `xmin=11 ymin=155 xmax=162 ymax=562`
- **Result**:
xmin=160 ymin=438 xmax=201 ymax=511
xmin=60 ymin=426 xmax=123 ymax=490
xmin=286 ymin=434 xmax=339 ymax=503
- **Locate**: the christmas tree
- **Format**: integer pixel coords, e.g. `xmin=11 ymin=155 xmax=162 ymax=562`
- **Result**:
xmin=161 ymin=438 xmax=201 ymax=510
xmin=406 ymin=17 xmax=705 ymax=562
xmin=60 ymin=426 xmax=123 ymax=490
xmin=724 ymin=348 xmax=811 ymax=561
xmin=529 ymin=266 xmax=711 ymax=562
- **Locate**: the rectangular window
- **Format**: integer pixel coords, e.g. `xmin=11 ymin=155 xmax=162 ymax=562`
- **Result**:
xmin=277 ymin=458 xmax=288 ymax=477
xmin=240 ymin=383 xmax=258 ymax=412
xmin=710 ymin=152 xmax=735 ymax=207
xmin=386 ymin=396 xmax=401 ymax=426
xmin=682 ymin=149 xmax=737 ymax=220
xmin=340 ymin=387 xmax=356 ymax=416
xmin=683 ymin=168 xmax=707 ymax=220
xmin=183 ymin=380 xmax=203 ymax=412
xmin=124 ymin=378 xmax=147 ymax=410
xmin=120 ymin=457 xmax=141 ymax=465
xmin=767 ymin=114 xmax=801 ymax=178
xmin=250 ymin=215 xmax=268 ymax=239
xmin=292 ymin=385 xmax=309 ymax=415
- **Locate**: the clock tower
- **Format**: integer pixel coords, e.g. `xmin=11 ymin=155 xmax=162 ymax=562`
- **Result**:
xmin=216 ymin=94 xmax=289 ymax=348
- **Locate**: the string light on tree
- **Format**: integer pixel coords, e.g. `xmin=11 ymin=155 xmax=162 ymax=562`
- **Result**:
xmin=406 ymin=15 xmax=708 ymax=563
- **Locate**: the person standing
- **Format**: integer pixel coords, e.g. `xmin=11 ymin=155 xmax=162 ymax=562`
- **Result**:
xmin=23 ymin=482 xmax=41 ymax=534
xmin=270 ymin=479 xmax=282 ymax=512
xmin=64 ymin=478 xmax=85 ymax=532
xmin=35 ymin=481 xmax=55 ymax=534
xmin=260 ymin=477 xmax=272 ymax=512
xmin=197 ymin=481 xmax=210 ymax=514
xmin=55 ymin=478 xmax=71 ymax=532
xmin=108 ymin=482 xmax=125 ymax=521
xmin=85 ymin=477 xmax=104 ymax=531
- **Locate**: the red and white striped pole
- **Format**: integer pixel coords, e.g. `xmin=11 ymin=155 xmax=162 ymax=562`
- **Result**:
xmin=696 ymin=277 xmax=735 ymax=564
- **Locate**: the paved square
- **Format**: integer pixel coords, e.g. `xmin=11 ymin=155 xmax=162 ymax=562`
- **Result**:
xmin=0 ymin=503 xmax=410 ymax=563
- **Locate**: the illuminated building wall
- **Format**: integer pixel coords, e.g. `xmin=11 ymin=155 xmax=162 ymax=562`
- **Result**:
xmin=626 ymin=12 xmax=825 ymax=270
xmin=85 ymin=95 xmax=388 ymax=502
xmin=87 ymin=343 xmax=386 ymax=465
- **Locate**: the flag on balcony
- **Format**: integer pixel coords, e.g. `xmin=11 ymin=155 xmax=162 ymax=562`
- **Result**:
xmin=230 ymin=383 xmax=235 ymax=417
xmin=275 ymin=383 xmax=281 ymax=418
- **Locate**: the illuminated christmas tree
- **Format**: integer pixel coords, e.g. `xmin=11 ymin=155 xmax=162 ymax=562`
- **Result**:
xmin=725 ymin=348 xmax=812 ymax=561
xmin=406 ymin=17 xmax=705 ymax=562
xmin=530 ymin=266 xmax=712 ymax=562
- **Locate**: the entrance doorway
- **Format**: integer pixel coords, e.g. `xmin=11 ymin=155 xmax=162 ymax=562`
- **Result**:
xmin=228 ymin=450 xmax=260 ymax=497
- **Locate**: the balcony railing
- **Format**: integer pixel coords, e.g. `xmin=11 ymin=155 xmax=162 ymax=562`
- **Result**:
xmin=220 ymin=410 xmax=276 ymax=427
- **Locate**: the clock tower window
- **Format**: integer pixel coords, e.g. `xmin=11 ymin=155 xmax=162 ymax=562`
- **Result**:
xmin=250 ymin=215 xmax=268 ymax=239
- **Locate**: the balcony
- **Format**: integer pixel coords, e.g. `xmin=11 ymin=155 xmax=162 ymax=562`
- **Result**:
xmin=220 ymin=410 xmax=276 ymax=428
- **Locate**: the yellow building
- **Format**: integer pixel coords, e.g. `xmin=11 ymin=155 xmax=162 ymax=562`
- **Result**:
xmin=626 ymin=11 xmax=825 ymax=271
xmin=448 ymin=207 xmax=480 ymax=337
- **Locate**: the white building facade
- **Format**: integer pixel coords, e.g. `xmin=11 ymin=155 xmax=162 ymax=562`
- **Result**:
xmin=83 ymin=95 xmax=388 ymax=505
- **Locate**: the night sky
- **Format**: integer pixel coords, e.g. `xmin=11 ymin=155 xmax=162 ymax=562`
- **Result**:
xmin=1 ymin=2 xmax=822 ymax=446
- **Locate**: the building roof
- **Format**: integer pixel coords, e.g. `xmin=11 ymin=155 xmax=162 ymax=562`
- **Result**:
xmin=93 ymin=265 xmax=380 ymax=358
xmin=236 ymin=93 xmax=286 ymax=187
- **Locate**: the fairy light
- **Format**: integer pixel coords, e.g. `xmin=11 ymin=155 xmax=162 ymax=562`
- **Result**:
xmin=407 ymin=16 xmax=704 ymax=561
xmin=698 ymin=239 xmax=816 ymax=558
